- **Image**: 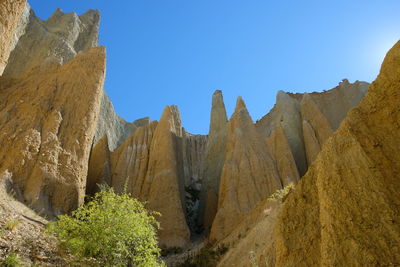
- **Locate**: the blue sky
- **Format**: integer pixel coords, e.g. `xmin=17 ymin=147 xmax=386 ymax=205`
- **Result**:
xmin=29 ymin=1 xmax=400 ymax=134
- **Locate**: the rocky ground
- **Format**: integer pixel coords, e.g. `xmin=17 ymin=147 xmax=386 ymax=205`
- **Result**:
xmin=0 ymin=180 xmax=70 ymax=266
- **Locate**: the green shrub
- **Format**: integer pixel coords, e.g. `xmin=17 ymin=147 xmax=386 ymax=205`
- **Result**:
xmin=48 ymin=189 xmax=163 ymax=267
xmin=4 ymin=218 xmax=20 ymax=231
xmin=1 ymin=253 xmax=23 ymax=267
xmin=267 ymin=183 xmax=295 ymax=202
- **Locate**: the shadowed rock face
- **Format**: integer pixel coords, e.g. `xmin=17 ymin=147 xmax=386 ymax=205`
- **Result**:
xmin=93 ymin=93 xmax=137 ymax=152
xmin=0 ymin=0 xmax=29 ymax=74
xmin=265 ymin=125 xmax=300 ymax=186
xmin=0 ymin=47 xmax=106 ymax=216
xmin=87 ymin=102 xmax=207 ymax=247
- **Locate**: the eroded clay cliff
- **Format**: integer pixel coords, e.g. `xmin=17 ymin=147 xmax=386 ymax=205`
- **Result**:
xmin=218 ymin=41 xmax=400 ymax=267
xmin=209 ymin=97 xmax=282 ymax=242
xmin=0 ymin=0 xmax=29 ymax=74
xmin=0 ymin=47 xmax=106 ymax=216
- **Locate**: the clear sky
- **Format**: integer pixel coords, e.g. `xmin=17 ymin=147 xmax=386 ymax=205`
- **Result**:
xmin=29 ymin=0 xmax=400 ymax=134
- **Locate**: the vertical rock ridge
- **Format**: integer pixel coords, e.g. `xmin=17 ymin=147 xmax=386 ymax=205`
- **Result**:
xmin=0 ymin=47 xmax=106 ymax=216
xmin=142 ymin=105 xmax=190 ymax=248
xmin=255 ymin=91 xmax=307 ymax=176
xmin=198 ymin=90 xmax=228 ymax=232
xmin=266 ymin=125 xmax=300 ymax=186
xmin=210 ymin=97 xmax=282 ymax=242
xmin=86 ymin=134 xmax=111 ymax=195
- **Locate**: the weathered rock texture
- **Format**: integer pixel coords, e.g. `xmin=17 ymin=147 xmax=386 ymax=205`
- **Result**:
xmin=256 ymin=81 xmax=368 ymax=175
xmin=1 ymin=3 xmax=383 ymax=257
xmin=86 ymin=102 xmax=208 ymax=247
xmin=217 ymin=200 xmax=281 ymax=267
xmin=3 ymin=7 xmax=99 ymax=78
xmin=198 ymin=90 xmax=228 ymax=231
xmin=0 ymin=47 xmax=106 ymax=216
xmin=86 ymin=135 xmax=112 ymax=195
xmin=110 ymin=121 xmax=158 ymax=196
xmin=209 ymin=97 xmax=282 ymax=242
xmin=256 ymin=91 xmax=307 ymax=175
xmin=300 ymin=80 xmax=368 ymax=165
xmin=141 ymin=106 xmax=190 ymax=248
xmin=0 ymin=0 xmax=29 ymax=74
xmin=93 ymin=93 xmax=137 ymax=151
xmin=220 ymin=41 xmax=400 ymax=267
xmin=265 ymin=125 xmax=300 ymax=186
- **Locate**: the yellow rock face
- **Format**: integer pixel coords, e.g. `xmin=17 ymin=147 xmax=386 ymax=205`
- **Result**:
xmin=0 ymin=0 xmax=27 ymax=74
xmin=222 ymin=41 xmax=400 ymax=266
xmin=143 ymin=106 xmax=190 ymax=248
xmin=265 ymin=125 xmax=300 ymax=186
xmin=209 ymin=97 xmax=282 ymax=242
xmin=111 ymin=121 xmax=158 ymax=197
xmin=198 ymin=90 xmax=228 ymax=232
xmin=0 ymin=47 xmax=106 ymax=216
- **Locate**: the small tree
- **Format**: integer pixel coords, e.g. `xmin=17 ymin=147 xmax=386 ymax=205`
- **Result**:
xmin=48 ymin=189 xmax=162 ymax=266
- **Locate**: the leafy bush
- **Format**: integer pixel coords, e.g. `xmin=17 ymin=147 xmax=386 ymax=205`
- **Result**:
xmin=48 ymin=189 xmax=163 ymax=266
xmin=1 ymin=253 xmax=23 ymax=267
xmin=267 ymin=183 xmax=295 ymax=202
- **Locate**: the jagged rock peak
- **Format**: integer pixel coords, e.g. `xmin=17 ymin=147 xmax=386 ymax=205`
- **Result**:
xmin=3 ymin=5 xmax=100 ymax=78
xmin=210 ymin=94 xmax=282 ymax=242
xmin=234 ymin=96 xmax=247 ymax=114
xmin=209 ymin=89 xmax=228 ymax=134
xmin=161 ymin=105 xmax=183 ymax=136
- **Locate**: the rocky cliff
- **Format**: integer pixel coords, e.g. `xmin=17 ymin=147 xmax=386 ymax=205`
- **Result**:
xmin=0 ymin=0 xmax=29 ymax=74
xmin=0 ymin=46 xmax=106 ymax=216
xmin=209 ymin=97 xmax=282 ymax=242
xmin=6 ymin=4 xmax=400 ymax=265
xmin=217 ymin=42 xmax=400 ymax=267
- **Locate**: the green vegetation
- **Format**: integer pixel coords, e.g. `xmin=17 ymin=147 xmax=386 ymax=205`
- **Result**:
xmin=267 ymin=183 xmax=295 ymax=202
xmin=1 ymin=253 xmax=23 ymax=267
xmin=4 ymin=218 xmax=20 ymax=231
xmin=48 ymin=189 xmax=163 ymax=266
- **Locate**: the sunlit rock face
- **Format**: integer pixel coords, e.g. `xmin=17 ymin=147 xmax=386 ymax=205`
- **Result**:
xmin=2 ymin=2 xmax=385 ymax=256
xmin=217 ymin=42 xmax=400 ymax=267
xmin=0 ymin=47 xmax=106 ymax=216
xmin=198 ymin=90 xmax=228 ymax=233
xmin=209 ymin=97 xmax=283 ymax=242
xmin=0 ymin=0 xmax=29 ymax=74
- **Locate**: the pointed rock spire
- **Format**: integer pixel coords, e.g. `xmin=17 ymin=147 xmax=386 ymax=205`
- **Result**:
xmin=142 ymin=105 xmax=190 ymax=248
xmin=198 ymin=90 xmax=228 ymax=231
xmin=210 ymin=97 xmax=282 ymax=242
xmin=209 ymin=90 xmax=228 ymax=135
xmin=255 ymin=91 xmax=307 ymax=176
